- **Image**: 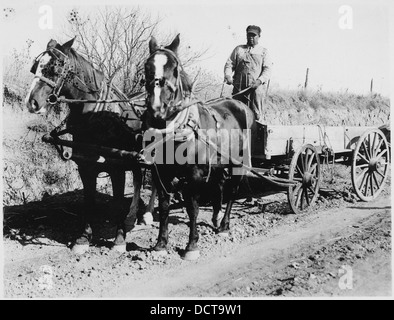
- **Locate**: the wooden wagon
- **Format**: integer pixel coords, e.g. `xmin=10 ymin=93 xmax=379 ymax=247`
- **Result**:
xmin=249 ymin=123 xmax=390 ymax=213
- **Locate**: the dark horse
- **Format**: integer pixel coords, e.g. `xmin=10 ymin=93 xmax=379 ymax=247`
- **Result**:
xmin=143 ymin=35 xmax=255 ymax=260
xmin=25 ymin=38 xmax=156 ymax=254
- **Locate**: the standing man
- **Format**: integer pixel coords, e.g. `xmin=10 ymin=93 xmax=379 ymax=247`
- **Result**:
xmin=224 ymin=25 xmax=272 ymax=120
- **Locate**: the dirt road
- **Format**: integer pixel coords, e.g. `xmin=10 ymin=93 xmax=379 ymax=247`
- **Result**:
xmin=3 ymin=184 xmax=391 ymax=298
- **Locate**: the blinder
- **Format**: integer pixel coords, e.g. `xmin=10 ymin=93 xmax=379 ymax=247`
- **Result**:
xmin=30 ymin=52 xmax=45 ymax=74
xmin=30 ymin=60 xmax=39 ymax=74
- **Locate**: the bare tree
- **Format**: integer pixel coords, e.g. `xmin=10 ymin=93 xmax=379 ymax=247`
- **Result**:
xmin=187 ymin=67 xmax=224 ymax=100
xmin=64 ymin=6 xmax=217 ymax=99
xmin=64 ymin=7 xmax=159 ymax=95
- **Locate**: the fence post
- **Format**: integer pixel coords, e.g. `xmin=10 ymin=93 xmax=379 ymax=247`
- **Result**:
xmin=265 ymin=79 xmax=270 ymax=95
xmin=370 ymin=78 xmax=373 ymax=94
xmin=304 ymin=68 xmax=309 ymax=90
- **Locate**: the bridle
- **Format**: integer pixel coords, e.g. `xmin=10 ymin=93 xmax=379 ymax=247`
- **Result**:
xmin=146 ymin=48 xmax=188 ymax=119
xmin=30 ymin=47 xmax=71 ymax=105
xmin=30 ymin=47 xmax=101 ymax=105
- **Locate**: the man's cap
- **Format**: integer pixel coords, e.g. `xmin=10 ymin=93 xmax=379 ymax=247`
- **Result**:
xmin=246 ymin=25 xmax=261 ymax=36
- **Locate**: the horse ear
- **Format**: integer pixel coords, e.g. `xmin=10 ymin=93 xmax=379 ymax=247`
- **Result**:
xmin=149 ymin=36 xmax=159 ymax=54
xmin=166 ymin=34 xmax=180 ymax=54
xmin=61 ymin=37 xmax=76 ymax=55
xmin=46 ymin=39 xmax=58 ymax=50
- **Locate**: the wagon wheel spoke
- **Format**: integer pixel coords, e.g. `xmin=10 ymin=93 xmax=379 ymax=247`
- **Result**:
xmin=361 ymin=141 xmax=371 ymax=161
xmin=357 ymin=152 xmax=369 ymax=165
xmin=363 ymin=172 xmax=371 ymax=196
xmin=372 ymin=171 xmax=381 ymax=189
xmin=310 ymin=163 xmax=318 ymax=175
xmin=307 ymin=152 xmax=315 ymax=171
xmin=296 ymin=164 xmax=304 ymax=176
xmin=368 ymin=133 xmax=374 ymax=159
xmin=300 ymin=187 xmax=305 ymax=210
xmin=295 ymin=185 xmax=303 ymax=208
xmin=304 ymin=186 xmax=310 ymax=206
xmin=306 ymin=151 xmax=312 ymax=171
xmin=356 ymin=163 xmax=369 ymax=169
xmin=375 ymin=149 xmax=388 ymax=160
xmin=372 ymin=138 xmax=384 ymax=157
xmin=369 ymin=173 xmax=374 ymax=197
xmin=370 ymin=132 xmax=377 ymax=158
xmin=308 ymin=186 xmax=316 ymax=195
xmin=355 ymin=167 xmax=368 ymax=184
xmin=357 ymin=170 xmax=369 ymax=192
xmin=300 ymin=152 xmax=306 ymax=172
xmin=371 ymin=132 xmax=379 ymax=157
xmin=375 ymin=169 xmax=386 ymax=179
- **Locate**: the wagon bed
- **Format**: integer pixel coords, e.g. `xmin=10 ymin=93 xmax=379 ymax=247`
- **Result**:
xmin=250 ymin=122 xmax=390 ymax=213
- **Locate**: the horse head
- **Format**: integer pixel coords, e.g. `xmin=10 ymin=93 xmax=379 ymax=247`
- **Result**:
xmin=25 ymin=38 xmax=103 ymax=114
xmin=144 ymin=34 xmax=193 ymax=123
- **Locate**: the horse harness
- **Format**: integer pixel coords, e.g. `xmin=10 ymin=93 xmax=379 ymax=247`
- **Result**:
xmin=31 ymin=48 xmax=143 ymax=161
xmin=31 ymin=48 xmax=99 ymax=106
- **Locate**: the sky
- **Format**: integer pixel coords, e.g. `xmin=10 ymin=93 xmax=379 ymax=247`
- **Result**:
xmin=0 ymin=0 xmax=393 ymax=96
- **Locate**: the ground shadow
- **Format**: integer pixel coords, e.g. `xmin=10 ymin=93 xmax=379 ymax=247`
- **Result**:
xmin=3 ymin=190 xmax=135 ymax=248
xmin=3 ymin=175 xmax=291 ymax=250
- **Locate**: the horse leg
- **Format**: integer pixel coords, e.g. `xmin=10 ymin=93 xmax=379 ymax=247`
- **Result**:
xmin=153 ymin=176 xmax=171 ymax=254
xmin=142 ymin=180 xmax=156 ymax=225
xmin=218 ymin=172 xmax=242 ymax=236
xmin=124 ymin=167 xmax=142 ymax=231
xmin=211 ymin=170 xmax=225 ymax=229
xmin=182 ymin=184 xmax=201 ymax=260
xmin=110 ymin=169 xmax=127 ymax=253
xmin=72 ymin=165 xmax=96 ymax=254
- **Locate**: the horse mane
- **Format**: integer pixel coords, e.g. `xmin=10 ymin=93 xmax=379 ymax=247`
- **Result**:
xmin=180 ymin=70 xmax=193 ymax=94
xmin=65 ymin=46 xmax=104 ymax=92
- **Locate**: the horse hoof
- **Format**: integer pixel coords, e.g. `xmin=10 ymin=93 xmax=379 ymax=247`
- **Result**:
xmin=142 ymin=212 xmax=154 ymax=225
xmin=112 ymin=244 xmax=126 ymax=253
xmin=72 ymin=244 xmax=89 ymax=255
xmin=212 ymin=211 xmax=224 ymax=229
xmin=182 ymin=250 xmax=200 ymax=261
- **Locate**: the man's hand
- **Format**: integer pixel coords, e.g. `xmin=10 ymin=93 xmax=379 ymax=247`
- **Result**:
xmin=224 ymin=75 xmax=233 ymax=85
xmin=251 ymin=79 xmax=262 ymax=89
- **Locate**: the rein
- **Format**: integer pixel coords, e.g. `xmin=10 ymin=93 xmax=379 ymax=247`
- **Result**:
xmin=56 ymin=97 xmax=146 ymax=105
xmin=166 ymin=86 xmax=253 ymax=117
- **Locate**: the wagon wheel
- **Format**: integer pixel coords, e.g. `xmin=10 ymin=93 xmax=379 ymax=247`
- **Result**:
xmin=288 ymin=144 xmax=321 ymax=214
xmin=351 ymin=128 xmax=389 ymax=201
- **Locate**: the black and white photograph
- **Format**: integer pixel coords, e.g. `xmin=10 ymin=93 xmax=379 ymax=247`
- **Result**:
xmin=1 ymin=0 xmax=392 ymax=302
